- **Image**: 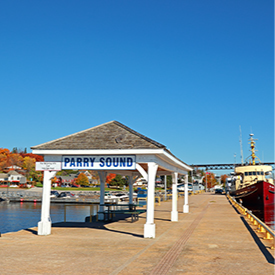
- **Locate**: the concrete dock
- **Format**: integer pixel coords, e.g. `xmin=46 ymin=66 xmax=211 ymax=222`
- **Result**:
xmin=0 ymin=193 xmax=274 ymax=274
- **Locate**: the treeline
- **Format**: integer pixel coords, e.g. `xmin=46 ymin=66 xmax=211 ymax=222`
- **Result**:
xmin=0 ymin=148 xmax=44 ymax=181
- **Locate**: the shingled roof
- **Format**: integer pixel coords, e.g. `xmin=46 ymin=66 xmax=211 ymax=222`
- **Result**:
xmin=31 ymin=121 xmax=166 ymax=150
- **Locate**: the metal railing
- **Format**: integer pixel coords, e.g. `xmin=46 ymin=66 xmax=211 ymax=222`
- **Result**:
xmin=227 ymin=194 xmax=275 ymax=243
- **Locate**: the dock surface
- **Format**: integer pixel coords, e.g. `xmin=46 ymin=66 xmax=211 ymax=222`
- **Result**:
xmin=0 ymin=193 xmax=274 ymax=274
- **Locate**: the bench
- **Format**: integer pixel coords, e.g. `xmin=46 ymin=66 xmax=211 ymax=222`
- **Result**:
xmin=123 ymin=211 xmax=140 ymax=222
xmin=109 ymin=209 xmax=145 ymax=222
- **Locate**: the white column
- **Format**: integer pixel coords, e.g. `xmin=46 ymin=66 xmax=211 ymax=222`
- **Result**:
xmin=144 ymin=162 xmax=158 ymax=238
xmin=171 ymin=172 xmax=178 ymax=221
xmin=164 ymin=175 xmax=167 ymax=201
xmin=98 ymin=171 xmax=107 ymax=220
xmin=183 ymin=174 xmax=189 ymax=213
xmin=38 ymin=170 xmax=56 ymax=236
xmin=129 ymin=175 xmax=133 ymax=204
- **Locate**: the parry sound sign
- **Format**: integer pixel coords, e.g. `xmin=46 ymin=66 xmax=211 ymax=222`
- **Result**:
xmin=62 ymin=155 xmax=136 ymax=170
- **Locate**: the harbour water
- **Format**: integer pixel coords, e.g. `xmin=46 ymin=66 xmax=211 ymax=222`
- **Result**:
xmin=0 ymin=201 xmax=274 ymax=234
xmin=0 ymin=202 xmax=98 ymax=234
xmin=250 ymin=206 xmax=275 ymax=231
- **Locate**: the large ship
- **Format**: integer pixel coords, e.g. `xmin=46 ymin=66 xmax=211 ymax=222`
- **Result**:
xmin=229 ymin=134 xmax=274 ymax=216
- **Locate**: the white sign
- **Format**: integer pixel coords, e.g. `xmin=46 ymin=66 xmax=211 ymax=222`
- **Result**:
xmin=62 ymin=155 xmax=136 ymax=170
xmin=36 ymin=162 xmax=62 ymax=171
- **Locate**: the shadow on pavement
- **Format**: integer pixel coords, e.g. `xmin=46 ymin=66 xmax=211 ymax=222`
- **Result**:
xmin=52 ymin=221 xmax=144 ymax=238
xmin=240 ymin=216 xmax=274 ymax=265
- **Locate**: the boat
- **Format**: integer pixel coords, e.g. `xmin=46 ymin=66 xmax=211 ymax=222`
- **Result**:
xmin=229 ymin=134 xmax=274 ymax=215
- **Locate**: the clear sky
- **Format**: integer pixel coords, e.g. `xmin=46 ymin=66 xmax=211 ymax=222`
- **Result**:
xmin=1 ymin=1 xmax=273 ymax=174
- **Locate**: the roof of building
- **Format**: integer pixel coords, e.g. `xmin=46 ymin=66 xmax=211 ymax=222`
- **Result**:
xmin=0 ymin=173 xmax=8 ymax=179
xmin=7 ymin=170 xmax=20 ymax=176
xmin=31 ymin=121 xmax=166 ymax=150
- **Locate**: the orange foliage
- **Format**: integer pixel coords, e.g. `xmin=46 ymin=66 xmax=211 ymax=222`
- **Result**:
xmin=0 ymin=148 xmax=10 ymax=171
xmin=8 ymin=153 xmax=23 ymax=168
xmin=220 ymin=174 xmax=228 ymax=184
xmin=203 ymin=172 xmax=217 ymax=189
xmin=0 ymin=148 xmax=10 ymax=155
xmin=106 ymin=173 xmax=116 ymax=184
xmin=20 ymin=153 xmax=44 ymax=162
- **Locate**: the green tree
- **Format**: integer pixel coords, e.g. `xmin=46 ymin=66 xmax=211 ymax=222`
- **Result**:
xmin=110 ymin=174 xmax=127 ymax=188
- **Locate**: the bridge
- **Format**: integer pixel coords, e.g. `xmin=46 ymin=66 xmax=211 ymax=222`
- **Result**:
xmin=191 ymin=162 xmax=274 ymax=170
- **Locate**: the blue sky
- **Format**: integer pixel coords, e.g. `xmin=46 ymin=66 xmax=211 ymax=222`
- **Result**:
xmin=1 ymin=1 xmax=273 ymax=173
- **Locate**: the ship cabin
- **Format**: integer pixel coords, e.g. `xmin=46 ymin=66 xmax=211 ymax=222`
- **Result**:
xmin=234 ymin=164 xmax=273 ymax=190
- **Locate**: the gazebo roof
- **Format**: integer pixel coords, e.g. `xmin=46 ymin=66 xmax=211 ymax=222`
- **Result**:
xmin=32 ymin=121 xmax=192 ymax=173
xmin=31 ymin=121 xmax=166 ymax=150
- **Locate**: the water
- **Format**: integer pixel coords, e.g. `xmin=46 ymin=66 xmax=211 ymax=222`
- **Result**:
xmin=250 ymin=207 xmax=275 ymax=231
xmin=0 ymin=202 xmax=98 ymax=234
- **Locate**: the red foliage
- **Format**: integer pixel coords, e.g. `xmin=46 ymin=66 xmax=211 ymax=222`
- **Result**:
xmin=20 ymin=153 xmax=44 ymax=162
xmin=106 ymin=173 xmax=116 ymax=184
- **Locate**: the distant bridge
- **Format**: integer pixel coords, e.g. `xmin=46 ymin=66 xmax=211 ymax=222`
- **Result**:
xmin=191 ymin=162 xmax=274 ymax=170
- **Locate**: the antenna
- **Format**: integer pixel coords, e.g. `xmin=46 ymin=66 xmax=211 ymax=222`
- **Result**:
xmin=239 ymin=126 xmax=244 ymax=164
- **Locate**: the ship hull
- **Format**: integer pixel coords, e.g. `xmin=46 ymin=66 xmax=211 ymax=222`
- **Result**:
xmin=230 ymin=181 xmax=275 ymax=215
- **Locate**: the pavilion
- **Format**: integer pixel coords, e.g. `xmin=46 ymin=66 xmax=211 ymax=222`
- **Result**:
xmin=31 ymin=121 xmax=192 ymax=238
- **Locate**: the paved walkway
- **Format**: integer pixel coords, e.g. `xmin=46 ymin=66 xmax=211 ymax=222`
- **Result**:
xmin=0 ymin=193 xmax=274 ymax=274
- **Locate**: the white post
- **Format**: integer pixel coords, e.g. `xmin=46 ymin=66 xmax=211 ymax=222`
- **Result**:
xmin=171 ymin=172 xmax=178 ymax=221
xmin=164 ymin=175 xmax=167 ymax=201
xmin=98 ymin=171 xmax=107 ymax=220
xmin=144 ymin=162 xmax=158 ymax=238
xmin=129 ymin=175 xmax=133 ymax=204
xmin=38 ymin=170 xmax=56 ymax=236
xmin=183 ymin=174 xmax=189 ymax=213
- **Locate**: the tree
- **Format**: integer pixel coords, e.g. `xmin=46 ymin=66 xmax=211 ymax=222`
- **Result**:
xmin=23 ymin=157 xmax=36 ymax=180
xmin=19 ymin=153 xmax=44 ymax=162
xmin=8 ymin=153 xmax=23 ymax=168
xmin=220 ymin=174 xmax=228 ymax=184
xmin=0 ymin=148 xmax=10 ymax=172
xmin=106 ymin=173 xmax=116 ymax=184
xmin=75 ymin=173 xmax=89 ymax=186
xmin=203 ymin=172 xmax=217 ymax=189
xmin=110 ymin=174 xmax=127 ymax=188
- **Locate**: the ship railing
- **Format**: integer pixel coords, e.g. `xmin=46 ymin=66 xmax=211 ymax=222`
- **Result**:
xmin=227 ymin=194 xmax=275 ymax=245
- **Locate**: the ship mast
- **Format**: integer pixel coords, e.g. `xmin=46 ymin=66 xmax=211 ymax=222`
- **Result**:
xmin=239 ymin=126 xmax=244 ymax=165
xmin=249 ymin=133 xmax=258 ymax=165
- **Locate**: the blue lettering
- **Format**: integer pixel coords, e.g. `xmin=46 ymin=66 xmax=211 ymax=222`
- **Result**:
xmin=120 ymin=158 xmax=126 ymax=167
xmin=127 ymin=158 xmax=133 ymax=167
xmin=64 ymin=158 xmax=70 ymax=167
xmin=99 ymin=157 xmax=105 ymax=167
xmin=90 ymin=158 xmax=95 ymax=167
xmin=77 ymin=158 xmax=82 ymax=167
xmin=113 ymin=158 xmax=119 ymax=167
xmin=106 ymin=157 xmax=112 ymax=167
xmin=84 ymin=158 xmax=89 ymax=167
xmin=70 ymin=158 xmax=75 ymax=167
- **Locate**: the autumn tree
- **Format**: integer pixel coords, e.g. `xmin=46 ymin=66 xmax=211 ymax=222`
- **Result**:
xmin=220 ymin=174 xmax=228 ymax=184
xmin=51 ymin=176 xmax=58 ymax=185
xmin=20 ymin=152 xmax=44 ymax=162
xmin=23 ymin=156 xmax=36 ymax=180
xmin=8 ymin=153 xmax=23 ymax=168
xmin=203 ymin=172 xmax=217 ymax=189
xmin=75 ymin=173 xmax=89 ymax=186
xmin=106 ymin=173 xmax=116 ymax=185
xmin=0 ymin=148 xmax=10 ymax=172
